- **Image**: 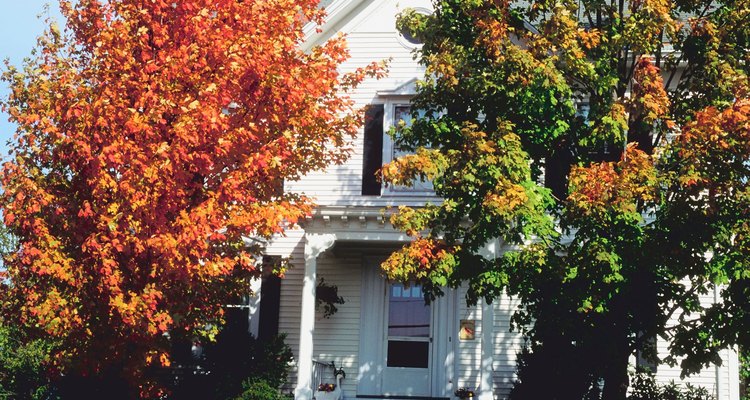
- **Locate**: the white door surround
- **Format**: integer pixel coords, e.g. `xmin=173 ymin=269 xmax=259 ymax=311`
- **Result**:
xmin=382 ymin=282 xmax=432 ymax=396
xmin=357 ymin=256 xmax=456 ymax=399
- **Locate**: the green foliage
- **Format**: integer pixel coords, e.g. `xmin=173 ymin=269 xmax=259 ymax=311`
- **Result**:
xmin=509 ymin=345 xmax=602 ymax=400
xmin=511 ymin=352 xmax=715 ymax=400
xmin=0 ymin=324 xmax=59 ymax=400
xmin=383 ymin=0 xmax=750 ymax=398
xmin=316 ymin=278 xmax=345 ymax=319
xmin=629 ymin=373 xmax=714 ymax=400
xmin=198 ymin=330 xmax=292 ymax=399
xmin=233 ymin=378 xmax=288 ymax=400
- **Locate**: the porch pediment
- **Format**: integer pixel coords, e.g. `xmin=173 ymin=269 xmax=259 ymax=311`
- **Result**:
xmin=376 ymin=78 xmax=420 ymax=97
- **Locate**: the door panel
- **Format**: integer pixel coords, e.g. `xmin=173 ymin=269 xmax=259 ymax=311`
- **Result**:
xmin=382 ymin=283 xmax=431 ymax=396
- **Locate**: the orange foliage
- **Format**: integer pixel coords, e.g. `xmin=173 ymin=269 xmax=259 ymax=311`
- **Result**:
xmin=675 ymin=99 xmax=750 ymax=190
xmin=568 ymin=144 xmax=659 ymax=217
xmin=630 ymin=57 xmax=671 ymax=125
xmin=0 ymin=0 xmax=383 ymax=383
xmin=381 ymin=238 xmax=457 ymax=284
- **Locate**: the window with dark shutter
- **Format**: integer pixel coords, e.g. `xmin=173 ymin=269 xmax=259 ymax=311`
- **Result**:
xmin=362 ymin=104 xmax=384 ymax=196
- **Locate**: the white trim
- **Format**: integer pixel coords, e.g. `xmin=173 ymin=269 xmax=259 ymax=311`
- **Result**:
xmin=433 ymin=288 xmax=457 ymax=397
xmin=479 ymin=241 xmax=498 ymax=400
xmin=248 ymin=277 xmax=262 ymax=337
xmin=302 ymin=0 xmax=360 ymax=46
xmin=714 ymin=285 xmax=722 ymax=400
xmin=302 ymin=227 xmax=413 ymax=243
xmin=302 ymin=0 xmax=373 ymax=52
xmin=479 ymin=299 xmax=495 ymax=400
xmin=358 ymin=255 xmax=387 ymax=395
xmin=376 ymin=78 xmax=419 ymax=97
xmin=728 ymin=346 xmax=741 ymax=400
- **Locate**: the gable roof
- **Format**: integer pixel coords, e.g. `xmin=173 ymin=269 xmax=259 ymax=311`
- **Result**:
xmin=302 ymin=0 xmax=368 ymax=51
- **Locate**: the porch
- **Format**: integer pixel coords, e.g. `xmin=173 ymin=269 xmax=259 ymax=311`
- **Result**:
xmin=282 ymin=208 xmax=497 ymax=400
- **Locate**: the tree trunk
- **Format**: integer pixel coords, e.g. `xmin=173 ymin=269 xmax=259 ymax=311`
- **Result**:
xmin=601 ymin=332 xmax=631 ymax=400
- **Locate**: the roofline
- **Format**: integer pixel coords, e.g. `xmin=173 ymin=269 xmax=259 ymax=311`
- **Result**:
xmin=302 ymin=0 xmax=367 ymax=51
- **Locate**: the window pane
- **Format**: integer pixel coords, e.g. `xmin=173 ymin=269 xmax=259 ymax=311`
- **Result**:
xmin=388 ymin=283 xmax=430 ymax=337
xmin=387 ymin=340 xmax=429 ymax=368
xmin=390 ymin=106 xmax=433 ymax=192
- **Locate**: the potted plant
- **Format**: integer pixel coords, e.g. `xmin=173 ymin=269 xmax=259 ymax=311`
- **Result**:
xmin=455 ymin=387 xmax=476 ymax=399
xmin=314 ymin=369 xmax=344 ymax=400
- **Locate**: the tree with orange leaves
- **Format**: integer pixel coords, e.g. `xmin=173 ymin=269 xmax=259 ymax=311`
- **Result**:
xmin=0 ymin=0 xmax=383 ymax=394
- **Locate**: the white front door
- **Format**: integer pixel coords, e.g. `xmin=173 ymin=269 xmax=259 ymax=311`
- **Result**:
xmin=382 ymin=282 xmax=432 ymax=396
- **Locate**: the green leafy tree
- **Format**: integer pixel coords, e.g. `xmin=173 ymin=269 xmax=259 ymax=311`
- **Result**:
xmin=381 ymin=1 xmax=750 ymax=399
xmin=0 ymin=324 xmax=59 ymax=400
xmin=0 ymin=225 xmax=58 ymax=400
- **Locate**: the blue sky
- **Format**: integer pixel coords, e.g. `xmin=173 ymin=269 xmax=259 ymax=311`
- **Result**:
xmin=0 ymin=1 xmax=63 ymax=160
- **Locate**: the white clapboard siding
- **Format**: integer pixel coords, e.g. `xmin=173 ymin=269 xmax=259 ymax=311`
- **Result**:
xmin=273 ymin=238 xmax=363 ymax=398
xmin=492 ymin=293 xmax=525 ymax=400
xmin=653 ymin=285 xmax=739 ymax=399
xmin=287 ymin=0 xmax=441 ymax=207
xmin=456 ymin=286 xmax=484 ymax=391
xmin=307 ymin=252 xmax=363 ymax=398
xmin=265 ymin=229 xmax=306 ymax=396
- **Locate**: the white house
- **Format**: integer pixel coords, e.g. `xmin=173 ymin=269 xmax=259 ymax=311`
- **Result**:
xmin=251 ymin=1 xmax=743 ymax=399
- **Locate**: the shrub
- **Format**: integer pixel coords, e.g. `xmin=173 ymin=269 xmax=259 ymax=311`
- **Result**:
xmin=629 ymin=372 xmax=714 ymax=400
xmin=0 ymin=324 xmax=59 ymax=400
xmin=509 ymin=345 xmax=715 ymax=400
xmin=157 ymin=307 xmax=294 ymax=399
xmin=234 ymin=378 xmax=287 ymax=400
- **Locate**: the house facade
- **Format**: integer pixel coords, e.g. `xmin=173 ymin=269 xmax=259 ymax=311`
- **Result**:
xmin=251 ymin=1 xmax=742 ymax=399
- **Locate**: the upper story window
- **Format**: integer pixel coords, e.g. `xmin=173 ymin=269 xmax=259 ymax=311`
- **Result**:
xmin=362 ymin=79 xmax=436 ymax=197
xmin=398 ymin=25 xmax=422 ymax=45
xmin=383 ymin=104 xmax=433 ymax=195
xmin=396 ymin=8 xmax=431 ymax=47
xmin=361 ymin=101 xmax=436 ymax=196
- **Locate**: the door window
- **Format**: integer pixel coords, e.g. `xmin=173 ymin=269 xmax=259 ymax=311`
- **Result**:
xmin=386 ymin=283 xmax=430 ymax=368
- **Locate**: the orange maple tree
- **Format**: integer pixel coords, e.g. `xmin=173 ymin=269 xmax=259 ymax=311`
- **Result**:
xmin=0 ymin=0 xmax=383 ymax=385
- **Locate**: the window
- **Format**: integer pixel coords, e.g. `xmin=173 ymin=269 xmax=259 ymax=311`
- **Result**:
xmin=386 ymin=283 xmax=431 ymax=368
xmin=382 ymin=104 xmax=433 ymax=195
xmin=361 ymin=102 xmax=435 ymax=196
xmin=396 ymin=8 xmax=431 ymax=47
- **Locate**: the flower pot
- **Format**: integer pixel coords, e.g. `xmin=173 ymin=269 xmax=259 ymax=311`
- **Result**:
xmin=315 ymin=390 xmax=340 ymax=400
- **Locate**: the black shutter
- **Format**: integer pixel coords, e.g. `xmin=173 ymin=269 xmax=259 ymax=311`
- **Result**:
xmin=545 ymin=146 xmax=573 ymax=200
xmin=258 ymin=256 xmax=282 ymax=341
xmin=362 ymin=104 xmax=384 ymax=196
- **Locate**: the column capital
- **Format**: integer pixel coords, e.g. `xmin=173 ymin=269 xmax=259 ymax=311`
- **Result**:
xmin=304 ymin=233 xmax=336 ymax=260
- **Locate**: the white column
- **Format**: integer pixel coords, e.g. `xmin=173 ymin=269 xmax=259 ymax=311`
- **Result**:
xmin=479 ymin=299 xmax=495 ymax=400
xmin=728 ymin=346 xmax=741 ymax=400
xmin=295 ymin=233 xmax=336 ymax=400
xmin=478 ymin=240 xmax=498 ymax=400
xmin=247 ymin=277 xmax=262 ymax=337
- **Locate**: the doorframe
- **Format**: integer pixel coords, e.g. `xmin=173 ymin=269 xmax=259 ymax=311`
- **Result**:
xmin=382 ymin=281 xmax=434 ymax=397
xmin=357 ymin=255 xmax=456 ymax=398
